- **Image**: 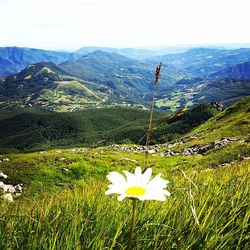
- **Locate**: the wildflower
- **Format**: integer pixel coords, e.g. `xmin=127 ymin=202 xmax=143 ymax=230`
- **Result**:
xmin=105 ymin=166 xmax=170 ymax=201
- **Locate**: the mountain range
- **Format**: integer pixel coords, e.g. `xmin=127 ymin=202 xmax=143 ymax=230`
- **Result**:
xmin=209 ymin=61 xmax=250 ymax=79
xmin=0 ymin=47 xmax=80 ymax=77
xmin=76 ymin=46 xmax=190 ymax=59
xmin=150 ymin=47 xmax=250 ymax=77
xmin=0 ymin=46 xmax=250 ymax=112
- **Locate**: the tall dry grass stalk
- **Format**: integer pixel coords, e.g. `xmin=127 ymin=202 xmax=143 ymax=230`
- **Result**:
xmin=143 ymin=62 xmax=162 ymax=171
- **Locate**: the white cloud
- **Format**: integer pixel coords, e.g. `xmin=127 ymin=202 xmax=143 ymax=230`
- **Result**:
xmin=0 ymin=0 xmax=250 ymax=50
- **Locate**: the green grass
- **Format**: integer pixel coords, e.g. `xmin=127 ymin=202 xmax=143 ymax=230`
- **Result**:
xmin=0 ymin=136 xmax=249 ymax=249
xmin=168 ymin=96 xmax=250 ymax=151
xmin=0 ymin=154 xmax=249 ymax=249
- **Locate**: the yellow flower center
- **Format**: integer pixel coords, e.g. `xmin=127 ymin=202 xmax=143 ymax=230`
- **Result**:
xmin=126 ymin=186 xmax=146 ymax=196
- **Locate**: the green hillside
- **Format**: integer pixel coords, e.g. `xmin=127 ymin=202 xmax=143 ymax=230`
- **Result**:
xmin=181 ymin=95 xmax=250 ymax=147
xmin=0 ymin=102 xmax=224 ymax=153
xmin=0 ymin=62 xmax=117 ymax=111
xmin=0 ymin=97 xmax=249 ymax=249
xmin=0 ymin=108 xmax=163 ymax=152
xmin=60 ymin=50 xmax=180 ymax=102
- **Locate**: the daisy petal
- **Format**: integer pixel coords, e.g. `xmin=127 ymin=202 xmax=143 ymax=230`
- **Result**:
xmin=117 ymin=194 xmax=126 ymax=201
xmin=105 ymin=189 xmax=116 ymax=195
xmin=163 ymin=190 xmax=171 ymax=196
xmin=141 ymin=168 xmax=152 ymax=185
xmin=135 ymin=167 xmax=142 ymax=177
xmin=107 ymin=171 xmax=127 ymax=185
xmin=123 ymin=170 xmax=136 ymax=184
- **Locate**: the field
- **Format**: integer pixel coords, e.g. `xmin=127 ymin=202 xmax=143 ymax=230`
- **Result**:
xmin=0 ymin=97 xmax=250 ymax=249
xmin=0 ymin=140 xmax=249 ymax=249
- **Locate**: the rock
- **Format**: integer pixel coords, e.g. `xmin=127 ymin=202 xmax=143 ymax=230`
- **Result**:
xmin=14 ymin=184 xmax=23 ymax=192
xmin=0 ymin=184 xmax=15 ymax=193
xmin=221 ymin=163 xmax=231 ymax=167
xmin=164 ymin=150 xmax=176 ymax=156
xmin=243 ymin=156 xmax=250 ymax=160
xmin=107 ymin=136 xmax=242 ymax=157
xmin=1 ymin=193 xmax=14 ymax=202
xmin=147 ymin=149 xmax=156 ymax=154
xmin=0 ymin=172 xmax=8 ymax=179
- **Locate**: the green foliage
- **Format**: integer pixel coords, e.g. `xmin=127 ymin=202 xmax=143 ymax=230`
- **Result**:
xmin=157 ymin=80 xmax=250 ymax=112
xmin=0 ymin=108 xmax=163 ymax=152
xmin=153 ymin=103 xmax=218 ymax=144
xmin=0 ymin=102 xmax=223 ymax=152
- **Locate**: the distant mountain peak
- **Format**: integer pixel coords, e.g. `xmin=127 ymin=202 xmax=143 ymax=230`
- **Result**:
xmin=210 ymin=61 xmax=250 ymax=80
xmin=81 ymin=49 xmax=130 ymax=61
xmin=0 ymin=46 xmax=81 ymax=77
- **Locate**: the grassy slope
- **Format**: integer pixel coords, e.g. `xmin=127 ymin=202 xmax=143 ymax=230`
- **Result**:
xmin=0 ymin=97 xmax=249 ymax=249
xmin=0 ymin=144 xmax=249 ymax=249
xmin=173 ymin=96 xmax=250 ymax=150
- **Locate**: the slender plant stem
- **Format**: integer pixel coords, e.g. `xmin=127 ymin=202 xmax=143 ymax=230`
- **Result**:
xmin=126 ymin=199 xmax=137 ymax=250
xmin=143 ymin=62 xmax=162 ymax=171
xmin=145 ymin=80 xmax=158 ymax=149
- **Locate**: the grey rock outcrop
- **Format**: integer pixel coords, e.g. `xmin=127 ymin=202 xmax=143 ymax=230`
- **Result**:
xmin=107 ymin=137 xmax=247 ymax=156
xmin=0 ymin=171 xmax=23 ymax=202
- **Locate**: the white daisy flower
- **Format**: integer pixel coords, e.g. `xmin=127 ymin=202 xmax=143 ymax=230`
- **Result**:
xmin=105 ymin=167 xmax=170 ymax=201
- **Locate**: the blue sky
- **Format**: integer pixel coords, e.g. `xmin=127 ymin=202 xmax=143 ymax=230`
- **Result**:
xmin=0 ymin=0 xmax=249 ymax=50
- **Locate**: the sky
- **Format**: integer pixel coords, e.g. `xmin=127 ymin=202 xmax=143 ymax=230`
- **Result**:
xmin=0 ymin=0 xmax=250 ymax=51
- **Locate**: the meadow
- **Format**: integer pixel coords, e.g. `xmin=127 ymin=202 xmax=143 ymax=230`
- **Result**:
xmin=0 ymin=140 xmax=249 ymax=249
xmin=0 ymin=97 xmax=250 ymax=249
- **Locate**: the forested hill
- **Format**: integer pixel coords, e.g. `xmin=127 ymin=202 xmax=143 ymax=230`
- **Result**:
xmin=0 ymin=101 xmax=227 ymax=153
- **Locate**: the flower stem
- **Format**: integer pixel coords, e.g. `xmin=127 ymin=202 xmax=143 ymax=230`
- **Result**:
xmin=126 ymin=199 xmax=137 ymax=250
